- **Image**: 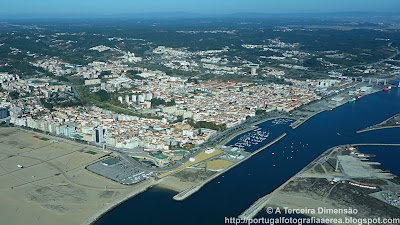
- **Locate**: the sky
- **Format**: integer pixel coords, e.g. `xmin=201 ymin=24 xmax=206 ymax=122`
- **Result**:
xmin=1 ymin=0 xmax=400 ymax=18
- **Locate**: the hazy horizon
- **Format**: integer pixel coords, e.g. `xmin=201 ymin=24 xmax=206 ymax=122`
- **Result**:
xmin=1 ymin=0 xmax=400 ymax=19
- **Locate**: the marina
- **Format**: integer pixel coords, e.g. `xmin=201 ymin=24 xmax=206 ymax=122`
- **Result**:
xmin=231 ymin=129 xmax=270 ymax=149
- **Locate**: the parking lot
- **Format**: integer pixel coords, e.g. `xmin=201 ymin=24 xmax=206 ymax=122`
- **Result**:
xmin=87 ymin=157 xmax=157 ymax=185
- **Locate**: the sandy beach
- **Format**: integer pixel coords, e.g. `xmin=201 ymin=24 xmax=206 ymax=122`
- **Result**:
xmin=0 ymin=127 xmax=155 ymax=225
xmin=156 ymin=176 xmax=197 ymax=192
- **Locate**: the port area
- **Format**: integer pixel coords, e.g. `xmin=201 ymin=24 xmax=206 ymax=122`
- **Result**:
xmin=157 ymin=133 xmax=287 ymax=201
xmin=357 ymin=113 xmax=400 ymax=133
xmin=239 ymin=144 xmax=400 ymax=221
xmin=290 ymin=84 xmax=380 ymax=129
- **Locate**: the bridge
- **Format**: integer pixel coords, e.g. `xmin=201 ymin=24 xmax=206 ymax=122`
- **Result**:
xmin=351 ymin=77 xmax=388 ymax=85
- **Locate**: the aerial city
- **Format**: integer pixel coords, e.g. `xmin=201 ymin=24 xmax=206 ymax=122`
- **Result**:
xmin=1 ymin=0 xmax=400 ymax=225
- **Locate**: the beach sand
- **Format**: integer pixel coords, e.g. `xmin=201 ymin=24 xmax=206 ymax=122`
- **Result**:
xmin=0 ymin=127 xmax=155 ymax=225
xmin=157 ymin=176 xmax=197 ymax=192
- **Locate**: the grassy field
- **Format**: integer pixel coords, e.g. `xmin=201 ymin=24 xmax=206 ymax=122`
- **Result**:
xmin=197 ymin=159 xmax=233 ymax=171
xmin=158 ymin=148 xmax=223 ymax=178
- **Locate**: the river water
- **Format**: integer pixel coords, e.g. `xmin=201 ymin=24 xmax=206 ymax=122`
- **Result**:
xmin=94 ymin=88 xmax=400 ymax=225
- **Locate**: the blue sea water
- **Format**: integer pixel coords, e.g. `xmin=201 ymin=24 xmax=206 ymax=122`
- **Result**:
xmin=94 ymin=88 xmax=400 ymax=225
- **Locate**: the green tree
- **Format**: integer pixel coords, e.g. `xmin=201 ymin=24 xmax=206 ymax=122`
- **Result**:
xmin=166 ymin=99 xmax=176 ymax=106
xmin=150 ymin=98 xmax=166 ymax=107
xmin=9 ymin=91 xmax=19 ymax=99
xmin=95 ymin=90 xmax=111 ymax=102
xmin=176 ymin=115 xmax=183 ymax=122
xmin=40 ymin=99 xmax=54 ymax=109
xmin=255 ymin=109 xmax=266 ymax=115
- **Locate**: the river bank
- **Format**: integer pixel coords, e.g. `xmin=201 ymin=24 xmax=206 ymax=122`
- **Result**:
xmin=84 ymin=179 xmax=158 ymax=225
xmin=290 ymin=87 xmax=381 ymax=129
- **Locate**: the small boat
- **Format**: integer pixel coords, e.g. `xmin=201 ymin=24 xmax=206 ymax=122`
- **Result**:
xmin=383 ymin=86 xmax=392 ymax=92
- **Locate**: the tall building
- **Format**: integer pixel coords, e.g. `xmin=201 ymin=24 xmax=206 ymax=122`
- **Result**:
xmin=96 ymin=127 xmax=105 ymax=143
xmin=251 ymin=67 xmax=257 ymax=75
xmin=145 ymin=92 xmax=153 ymax=101
xmin=138 ymin=95 xmax=145 ymax=103
xmin=131 ymin=95 xmax=137 ymax=103
xmin=249 ymin=64 xmax=259 ymax=76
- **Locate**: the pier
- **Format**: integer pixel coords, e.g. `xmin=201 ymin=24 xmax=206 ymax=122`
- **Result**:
xmin=173 ymin=186 xmax=202 ymax=201
xmin=238 ymin=195 xmax=270 ymax=220
xmin=356 ymin=113 xmax=400 ymax=133
xmin=357 ymin=125 xmax=400 ymax=133
xmin=290 ymin=111 xmax=323 ymax=129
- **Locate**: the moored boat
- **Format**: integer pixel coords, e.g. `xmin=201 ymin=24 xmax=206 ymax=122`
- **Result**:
xmin=383 ymin=86 xmax=392 ymax=92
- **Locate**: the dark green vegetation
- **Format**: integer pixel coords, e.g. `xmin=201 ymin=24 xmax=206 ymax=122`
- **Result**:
xmin=40 ymin=97 xmax=84 ymax=110
xmin=75 ymin=86 xmax=160 ymax=119
xmin=86 ymin=151 xmax=98 ymax=155
xmin=151 ymin=98 xmax=175 ymax=108
xmin=1 ymin=18 xmax=399 ymax=81
xmin=187 ymin=119 xmax=227 ymax=131
xmin=8 ymin=91 xmax=19 ymax=99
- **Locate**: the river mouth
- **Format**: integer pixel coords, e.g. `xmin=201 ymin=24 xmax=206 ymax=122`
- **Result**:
xmin=94 ymin=89 xmax=400 ymax=225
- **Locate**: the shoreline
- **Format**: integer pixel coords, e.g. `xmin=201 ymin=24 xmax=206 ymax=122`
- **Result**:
xmin=290 ymin=110 xmax=325 ymax=129
xmin=291 ymin=88 xmax=381 ymax=130
xmin=83 ymin=178 xmax=159 ymax=225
